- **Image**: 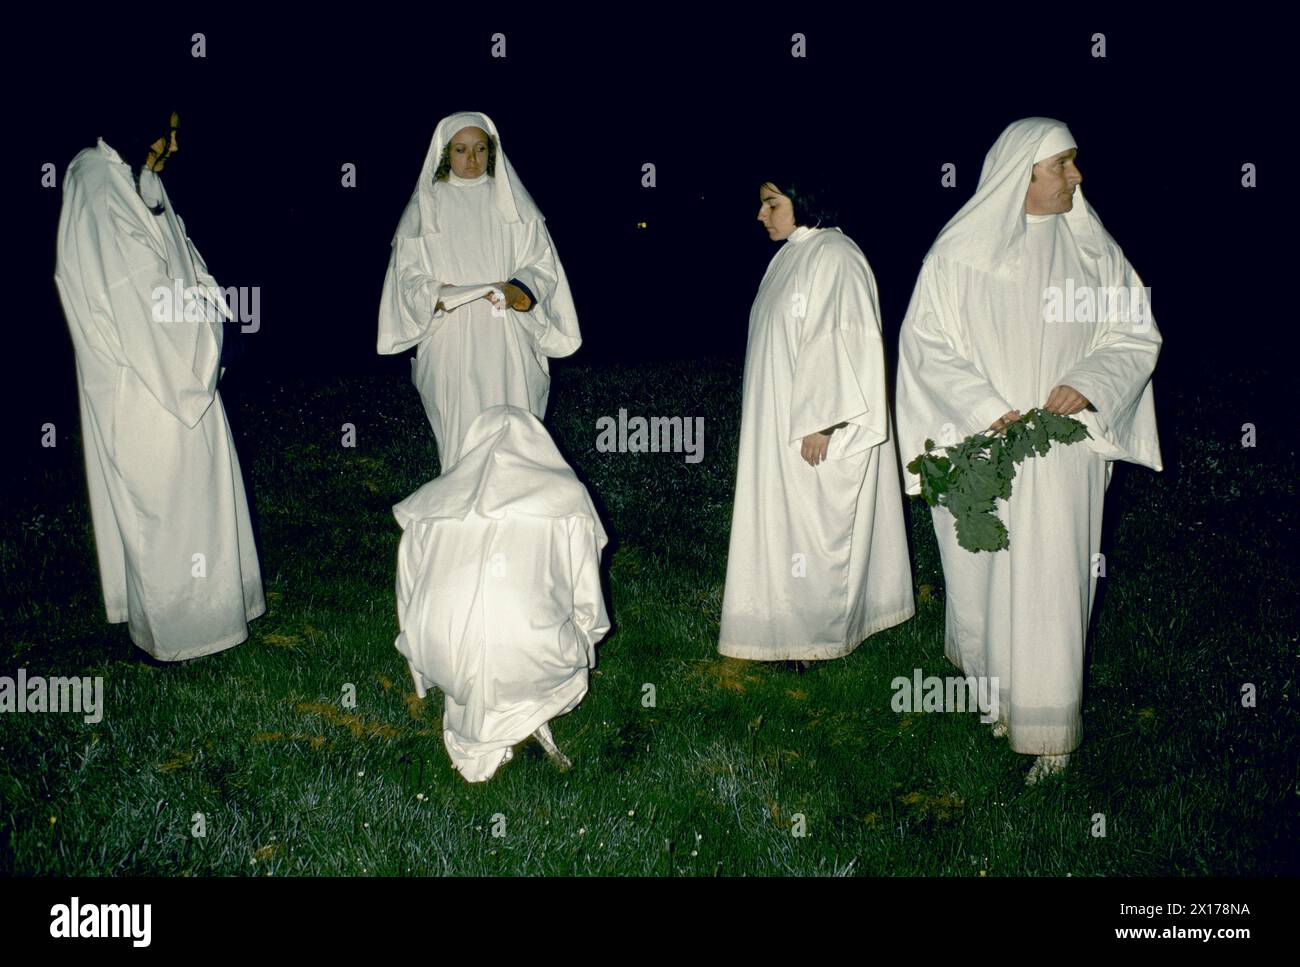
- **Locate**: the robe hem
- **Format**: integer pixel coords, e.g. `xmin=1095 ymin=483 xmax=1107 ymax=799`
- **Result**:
xmin=444 ymin=675 xmax=588 ymax=782
xmin=1008 ymin=734 xmax=1082 ymax=756
xmin=941 ymin=652 xmax=1083 ymax=756
xmin=131 ymin=628 xmax=247 ymax=662
xmin=717 ymin=603 xmax=915 ymax=661
xmin=128 ymin=599 xmax=264 ymax=663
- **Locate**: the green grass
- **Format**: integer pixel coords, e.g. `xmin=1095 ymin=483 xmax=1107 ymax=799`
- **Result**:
xmin=1 ymin=361 xmax=1295 ymax=875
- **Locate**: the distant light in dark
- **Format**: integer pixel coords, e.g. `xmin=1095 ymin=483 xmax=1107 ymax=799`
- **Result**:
xmin=636 ymin=221 xmax=648 ymax=229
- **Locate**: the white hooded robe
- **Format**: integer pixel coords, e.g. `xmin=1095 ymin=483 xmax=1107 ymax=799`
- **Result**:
xmin=53 ymin=139 xmax=265 ymax=661
xmin=393 ymin=406 xmax=610 ymax=782
xmin=377 ymin=112 xmax=581 ymax=470
xmin=719 ymin=226 xmax=915 ymax=660
xmin=895 ymin=118 xmax=1162 ymax=754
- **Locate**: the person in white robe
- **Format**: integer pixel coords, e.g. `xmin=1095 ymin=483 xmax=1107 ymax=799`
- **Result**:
xmin=377 ymin=111 xmax=582 ymax=470
xmin=718 ymin=178 xmax=915 ymax=663
xmin=53 ymin=113 xmax=265 ymax=661
xmin=393 ymin=405 xmax=610 ymax=782
xmin=895 ymin=118 xmax=1162 ymax=782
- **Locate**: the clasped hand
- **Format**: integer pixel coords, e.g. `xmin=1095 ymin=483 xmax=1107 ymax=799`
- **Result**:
xmin=990 ymin=384 xmax=1090 ymax=432
xmin=487 ymin=282 xmax=531 ymax=311
xmin=434 ymin=281 xmax=532 ymax=314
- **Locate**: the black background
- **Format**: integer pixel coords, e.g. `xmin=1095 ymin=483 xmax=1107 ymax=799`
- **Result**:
xmin=3 ymin=10 xmax=1282 ymax=430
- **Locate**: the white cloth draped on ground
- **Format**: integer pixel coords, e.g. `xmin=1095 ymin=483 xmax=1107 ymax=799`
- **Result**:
xmin=719 ymin=226 xmax=915 ymax=660
xmin=377 ymin=111 xmax=582 ymax=469
xmin=895 ymin=118 xmax=1162 ymax=754
xmin=53 ymin=139 xmax=264 ymax=661
xmin=393 ymin=406 xmax=610 ymax=782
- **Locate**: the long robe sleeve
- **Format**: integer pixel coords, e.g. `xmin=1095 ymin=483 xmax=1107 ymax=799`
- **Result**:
xmin=99 ymin=199 xmax=219 ymax=429
xmin=788 ymin=241 xmax=888 ymax=457
xmin=896 ymin=254 xmax=1015 ymax=491
xmin=1055 ymin=257 xmax=1163 ymax=471
xmin=508 ymin=219 xmax=581 ymax=359
xmin=378 ymin=237 xmax=451 ymax=355
xmin=178 ymin=217 xmax=233 ymax=325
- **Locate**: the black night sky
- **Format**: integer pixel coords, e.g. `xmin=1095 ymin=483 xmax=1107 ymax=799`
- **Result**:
xmin=3 ymin=10 xmax=1284 ymax=444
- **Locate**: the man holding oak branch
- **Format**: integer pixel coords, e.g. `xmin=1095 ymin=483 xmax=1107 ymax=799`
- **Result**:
xmin=896 ymin=118 xmax=1162 ymax=783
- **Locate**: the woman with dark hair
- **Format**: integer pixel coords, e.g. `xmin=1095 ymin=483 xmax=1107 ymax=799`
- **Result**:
xmin=377 ymin=111 xmax=583 ymax=471
xmin=718 ymin=180 xmax=914 ymax=664
xmin=107 ymin=109 xmax=180 ymax=214
xmin=758 ymin=173 xmax=838 ymax=229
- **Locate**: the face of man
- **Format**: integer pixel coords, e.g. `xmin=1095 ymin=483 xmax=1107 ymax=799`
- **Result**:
xmin=758 ymin=183 xmax=797 ymax=240
xmin=146 ymin=112 xmax=180 ymax=172
xmin=1024 ymin=147 xmax=1082 ymax=215
xmin=449 ymin=126 xmax=490 ymax=178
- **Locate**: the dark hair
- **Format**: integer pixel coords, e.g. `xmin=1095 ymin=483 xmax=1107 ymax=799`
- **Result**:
xmin=434 ymin=134 xmax=498 ymax=181
xmin=762 ymin=175 xmax=838 ymax=228
xmin=107 ymin=108 xmax=176 ymax=168
xmin=104 ymin=107 xmax=177 ymax=215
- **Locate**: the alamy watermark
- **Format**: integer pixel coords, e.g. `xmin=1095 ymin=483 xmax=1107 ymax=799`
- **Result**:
xmin=1042 ymin=282 xmax=1152 ymax=333
xmin=890 ymin=669 xmax=999 ymax=723
xmin=151 ymin=280 xmax=260 ymax=332
xmin=595 ymin=408 xmax=704 ymax=464
xmin=50 ymin=897 xmax=150 ymax=947
xmin=0 ymin=668 xmax=103 ymax=724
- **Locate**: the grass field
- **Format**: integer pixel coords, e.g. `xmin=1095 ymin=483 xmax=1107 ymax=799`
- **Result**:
xmin=1 ymin=360 xmax=1295 ymax=875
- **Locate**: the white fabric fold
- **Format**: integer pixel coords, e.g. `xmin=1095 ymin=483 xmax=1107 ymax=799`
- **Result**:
xmin=378 ymin=112 xmax=582 ymax=468
xmin=926 ymin=117 xmax=1112 ymax=275
xmin=895 ymin=118 xmax=1163 ymax=755
xmin=393 ymin=406 xmax=610 ymax=782
xmin=53 ymin=139 xmax=264 ymax=660
xmin=719 ymin=226 xmax=914 ymax=660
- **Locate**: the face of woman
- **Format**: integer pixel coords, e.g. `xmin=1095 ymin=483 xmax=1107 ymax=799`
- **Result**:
xmin=757 ymin=183 xmax=797 ymax=240
xmin=449 ymin=126 xmax=490 ymax=178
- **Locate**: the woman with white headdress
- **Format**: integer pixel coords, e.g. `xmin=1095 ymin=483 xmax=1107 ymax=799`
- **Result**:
xmin=895 ymin=118 xmax=1162 ymax=783
xmin=378 ymin=111 xmax=582 ymax=469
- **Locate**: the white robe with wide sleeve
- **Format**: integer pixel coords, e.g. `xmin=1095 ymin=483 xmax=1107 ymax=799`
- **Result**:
xmin=895 ymin=214 xmax=1162 ymax=754
xmin=378 ymin=177 xmax=577 ymax=469
xmin=393 ymin=406 xmax=610 ymax=782
xmin=719 ymin=227 xmax=915 ymax=660
xmin=53 ymin=140 xmax=264 ymax=661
